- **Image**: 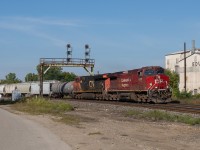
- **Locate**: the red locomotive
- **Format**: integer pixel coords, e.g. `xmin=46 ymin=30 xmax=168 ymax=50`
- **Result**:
xmin=69 ymin=66 xmax=172 ymax=103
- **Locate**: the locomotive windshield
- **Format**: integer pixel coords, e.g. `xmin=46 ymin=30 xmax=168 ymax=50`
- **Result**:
xmin=144 ymin=69 xmax=155 ymax=75
xmin=144 ymin=68 xmax=164 ymax=76
xmin=156 ymin=68 xmax=164 ymax=74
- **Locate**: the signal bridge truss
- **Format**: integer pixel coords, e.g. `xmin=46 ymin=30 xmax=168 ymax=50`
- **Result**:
xmin=40 ymin=58 xmax=95 ymax=73
xmin=39 ymin=58 xmax=95 ymax=96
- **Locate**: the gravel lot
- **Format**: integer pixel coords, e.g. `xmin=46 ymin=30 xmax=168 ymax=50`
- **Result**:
xmin=1 ymin=99 xmax=200 ymax=150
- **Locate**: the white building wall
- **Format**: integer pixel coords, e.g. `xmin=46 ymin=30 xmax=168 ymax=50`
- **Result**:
xmin=165 ymin=50 xmax=200 ymax=94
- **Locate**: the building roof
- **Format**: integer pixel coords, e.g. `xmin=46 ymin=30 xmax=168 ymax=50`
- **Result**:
xmin=165 ymin=48 xmax=200 ymax=56
xmin=165 ymin=50 xmax=190 ymax=56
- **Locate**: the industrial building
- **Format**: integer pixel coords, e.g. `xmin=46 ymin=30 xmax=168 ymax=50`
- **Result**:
xmin=165 ymin=41 xmax=200 ymax=94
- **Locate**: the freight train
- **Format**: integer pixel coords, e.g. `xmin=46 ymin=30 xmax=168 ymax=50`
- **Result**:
xmin=0 ymin=66 xmax=172 ymax=103
xmin=70 ymin=66 xmax=172 ymax=103
xmin=0 ymin=80 xmax=72 ymax=100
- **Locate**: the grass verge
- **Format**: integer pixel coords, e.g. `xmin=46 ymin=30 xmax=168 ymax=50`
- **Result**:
xmin=126 ymin=109 xmax=200 ymax=125
xmin=179 ymin=99 xmax=200 ymax=105
xmin=11 ymin=97 xmax=79 ymax=125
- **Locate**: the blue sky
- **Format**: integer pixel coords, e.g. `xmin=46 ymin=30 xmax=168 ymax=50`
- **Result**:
xmin=0 ymin=0 xmax=200 ymax=80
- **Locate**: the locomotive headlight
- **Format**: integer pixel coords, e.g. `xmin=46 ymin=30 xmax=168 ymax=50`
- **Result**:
xmin=150 ymin=83 xmax=152 ymax=86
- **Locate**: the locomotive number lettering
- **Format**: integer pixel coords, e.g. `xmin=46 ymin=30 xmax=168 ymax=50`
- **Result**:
xmin=121 ymin=78 xmax=131 ymax=82
xmin=122 ymin=83 xmax=129 ymax=87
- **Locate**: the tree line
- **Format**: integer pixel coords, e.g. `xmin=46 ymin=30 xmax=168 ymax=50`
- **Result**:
xmin=1 ymin=65 xmax=76 ymax=84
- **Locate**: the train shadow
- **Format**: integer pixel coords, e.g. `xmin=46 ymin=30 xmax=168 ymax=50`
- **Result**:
xmin=0 ymin=99 xmax=16 ymax=105
xmin=119 ymin=98 xmax=180 ymax=104
xmin=169 ymin=100 xmax=180 ymax=104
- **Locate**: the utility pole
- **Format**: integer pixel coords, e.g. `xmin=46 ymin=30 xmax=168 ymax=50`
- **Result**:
xmin=184 ymin=42 xmax=186 ymax=92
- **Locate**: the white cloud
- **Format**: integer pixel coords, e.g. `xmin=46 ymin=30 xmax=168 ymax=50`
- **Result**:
xmin=0 ymin=16 xmax=79 ymax=27
xmin=0 ymin=16 xmax=78 ymax=47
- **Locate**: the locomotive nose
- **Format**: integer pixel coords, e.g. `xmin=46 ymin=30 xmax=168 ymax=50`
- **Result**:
xmin=154 ymin=75 xmax=163 ymax=83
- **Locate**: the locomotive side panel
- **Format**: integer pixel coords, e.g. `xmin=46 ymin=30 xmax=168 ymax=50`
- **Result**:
xmin=130 ymin=69 xmax=146 ymax=91
xmin=108 ymin=70 xmax=147 ymax=92
xmin=79 ymin=76 xmax=104 ymax=92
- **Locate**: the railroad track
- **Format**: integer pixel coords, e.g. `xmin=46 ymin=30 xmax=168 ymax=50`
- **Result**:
xmin=62 ymin=99 xmax=200 ymax=115
xmin=134 ymin=103 xmax=200 ymax=114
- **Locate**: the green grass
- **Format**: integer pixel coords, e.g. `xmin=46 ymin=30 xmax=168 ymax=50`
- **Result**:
xmin=12 ymin=97 xmax=74 ymax=115
xmin=53 ymin=114 xmax=80 ymax=125
xmin=173 ymin=91 xmax=200 ymax=104
xmin=126 ymin=109 xmax=200 ymax=125
xmin=11 ymin=97 xmax=200 ymax=126
xmin=179 ymin=99 xmax=200 ymax=105
xmin=11 ymin=97 xmax=78 ymax=124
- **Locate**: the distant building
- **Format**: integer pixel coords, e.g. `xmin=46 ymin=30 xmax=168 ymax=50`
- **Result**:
xmin=165 ymin=41 xmax=200 ymax=94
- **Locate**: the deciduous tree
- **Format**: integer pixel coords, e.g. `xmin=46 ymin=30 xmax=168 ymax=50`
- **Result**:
xmin=25 ymin=73 xmax=38 ymax=82
xmin=2 ymin=73 xmax=21 ymax=83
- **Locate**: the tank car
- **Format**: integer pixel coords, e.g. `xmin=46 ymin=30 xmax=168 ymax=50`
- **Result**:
xmin=51 ymin=82 xmax=68 ymax=98
xmin=69 ymin=66 xmax=172 ymax=103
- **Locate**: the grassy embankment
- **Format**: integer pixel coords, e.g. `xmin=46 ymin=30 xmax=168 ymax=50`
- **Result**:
xmin=11 ymin=97 xmax=79 ymax=124
xmin=179 ymin=99 xmax=200 ymax=105
xmin=10 ymin=97 xmax=200 ymax=126
xmin=126 ymin=109 xmax=200 ymax=125
xmin=173 ymin=92 xmax=200 ymax=104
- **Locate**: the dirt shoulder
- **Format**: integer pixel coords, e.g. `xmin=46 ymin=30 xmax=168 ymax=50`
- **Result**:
xmin=1 ymin=100 xmax=200 ymax=150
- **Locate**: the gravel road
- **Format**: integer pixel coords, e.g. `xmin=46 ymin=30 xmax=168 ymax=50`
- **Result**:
xmin=1 ymin=100 xmax=200 ymax=150
xmin=0 ymin=108 xmax=71 ymax=150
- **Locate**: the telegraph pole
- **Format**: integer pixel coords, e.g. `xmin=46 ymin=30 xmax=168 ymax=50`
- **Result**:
xmin=184 ymin=42 xmax=186 ymax=92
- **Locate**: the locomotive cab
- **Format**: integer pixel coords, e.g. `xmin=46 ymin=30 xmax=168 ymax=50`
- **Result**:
xmin=142 ymin=67 xmax=171 ymax=103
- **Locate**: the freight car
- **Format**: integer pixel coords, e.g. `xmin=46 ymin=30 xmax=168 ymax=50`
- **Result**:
xmin=0 ymin=80 xmax=64 ymax=99
xmin=51 ymin=82 xmax=68 ymax=98
xmin=68 ymin=66 xmax=172 ymax=103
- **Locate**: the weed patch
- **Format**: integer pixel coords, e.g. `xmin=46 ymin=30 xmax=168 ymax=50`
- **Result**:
xmin=11 ymin=97 xmax=78 ymax=124
xmin=126 ymin=110 xmax=200 ymax=125
xmin=12 ymin=97 xmax=73 ymax=115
